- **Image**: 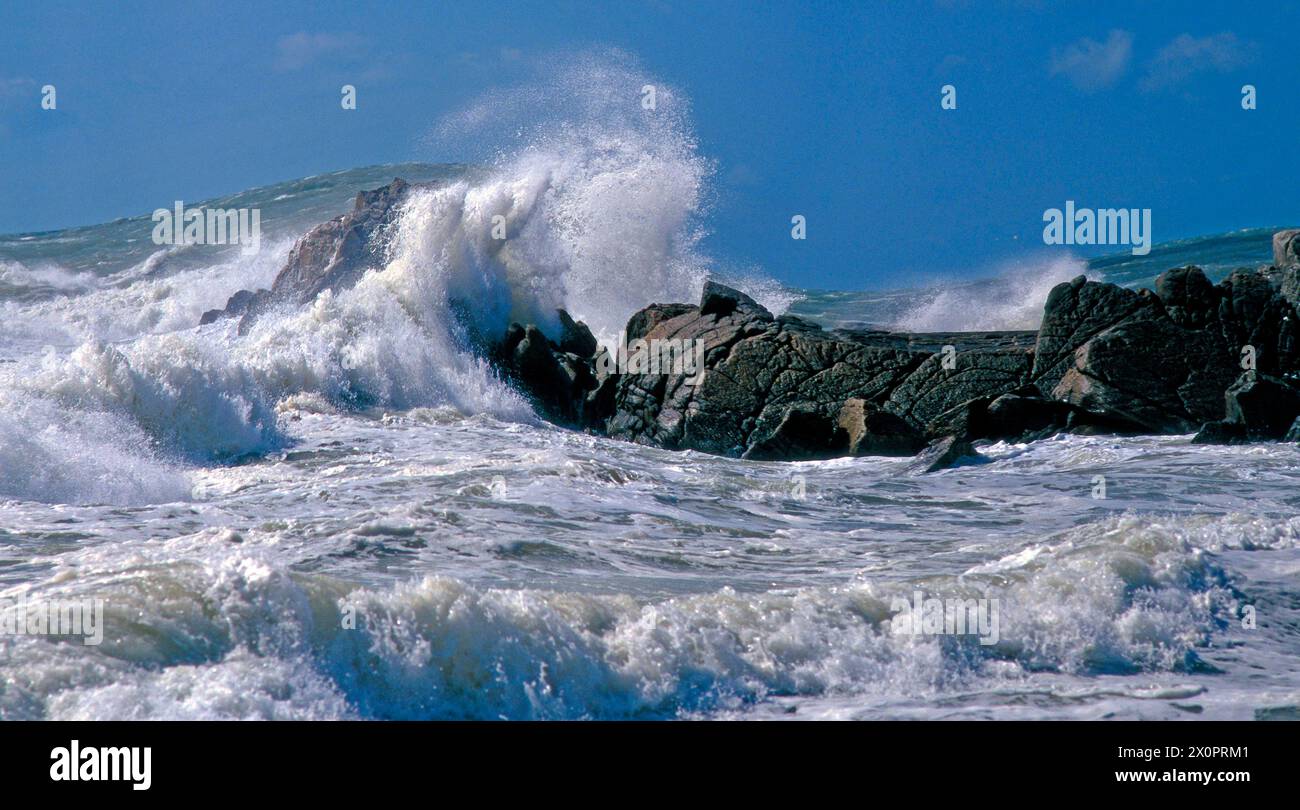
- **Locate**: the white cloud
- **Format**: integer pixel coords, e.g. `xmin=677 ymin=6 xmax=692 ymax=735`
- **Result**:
xmin=274 ymin=32 xmax=367 ymax=72
xmin=1049 ymin=30 xmax=1133 ymax=92
xmin=1140 ymin=32 xmax=1259 ymax=92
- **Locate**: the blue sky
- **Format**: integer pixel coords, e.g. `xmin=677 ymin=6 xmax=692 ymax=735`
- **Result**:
xmin=1 ymin=0 xmax=1296 ymax=290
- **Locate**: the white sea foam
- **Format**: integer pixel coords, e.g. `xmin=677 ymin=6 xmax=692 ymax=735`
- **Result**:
xmin=409 ymin=50 xmax=714 ymax=341
xmin=0 ymin=55 xmax=750 ymax=502
xmin=0 ymin=260 xmax=95 ymax=293
xmin=2 ymin=506 xmax=1284 ymax=720
xmin=1 ymin=403 xmax=1296 ymax=719
xmin=1 ymin=56 xmax=1295 ymax=723
xmin=0 ymin=393 xmax=191 ymax=505
xmin=892 ymin=254 xmax=1088 ymax=332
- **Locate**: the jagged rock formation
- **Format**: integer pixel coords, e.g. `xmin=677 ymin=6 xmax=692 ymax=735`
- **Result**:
xmin=1275 ymin=229 xmax=1300 ymax=270
xmin=588 ymin=282 xmax=1035 ymax=461
xmin=1194 ymin=371 xmax=1300 ymax=442
xmin=200 ymin=178 xmax=417 ymax=332
xmin=201 ymin=177 xmax=1300 ymax=467
xmin=592 ymin=265 xmax=1300 ymax=459
xmin=1031 ymin=267 xmax=1299 ymax=434
xmin=493 ymin=320 xmax=599 ymax=428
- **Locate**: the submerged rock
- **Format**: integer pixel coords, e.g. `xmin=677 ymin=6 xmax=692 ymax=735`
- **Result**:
xmin=908 ymin=435 xmax=981 ymax=473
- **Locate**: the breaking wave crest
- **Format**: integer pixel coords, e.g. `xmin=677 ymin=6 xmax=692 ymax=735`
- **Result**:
xmin=410 ymin=50 xmax=713 ymax=341
xmin=0 ymin=53 xmax=729 ymax=503
xmin=3 ymin=510 xmax=1279 ymax=720
xmin=891 ymin=255 xmax=1089 ymax=332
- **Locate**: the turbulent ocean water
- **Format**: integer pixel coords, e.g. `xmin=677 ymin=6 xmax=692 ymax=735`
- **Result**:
xmin=2 ymin=67 xmax=1298 ymax=720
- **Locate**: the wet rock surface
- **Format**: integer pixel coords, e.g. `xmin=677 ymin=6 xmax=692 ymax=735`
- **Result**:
xmin=200 ymin=178 xmax=419 ymax=333
xmin=201 ymin=180 xmax=1300 ymax=466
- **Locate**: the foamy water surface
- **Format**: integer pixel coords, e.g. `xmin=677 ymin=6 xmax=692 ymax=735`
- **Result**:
xmin=1 ymin=58 xmax=1295 ymax=720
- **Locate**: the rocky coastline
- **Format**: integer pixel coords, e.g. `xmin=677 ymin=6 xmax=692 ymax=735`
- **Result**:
xmin=201 ymin=179 xmax=1300 ymax=469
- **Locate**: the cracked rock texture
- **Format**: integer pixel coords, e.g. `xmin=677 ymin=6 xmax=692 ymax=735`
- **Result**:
xmin=596 ymin=262 xmax=1300 ymax=458
xmin=592 ymin=281 xmax=1038 ymax=459
xmin=200 ymin=178 xmax=418 ymax=333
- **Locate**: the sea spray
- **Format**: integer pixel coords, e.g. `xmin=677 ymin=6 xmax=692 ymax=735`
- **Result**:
xmin=891 ymin=254 xmax=1089 ymax=332
xmin=0 ymin=54 xmax=735 ymax=502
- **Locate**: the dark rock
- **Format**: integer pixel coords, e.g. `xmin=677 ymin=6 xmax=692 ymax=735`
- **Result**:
xmin=624 ymin=303 xmax=695 ymax=341
xmin=553 ymin=242 xmax=1300 ymax=455
xmin=1155 ymin=266 xmax=1218 ymax=330
xmin=1191 ymin=420 xmax=1249 ymax=445
xmin=556 ymin=309 xmax=598 ymax=359
xmin=1217 ymin=269 xmax=1277 ymax=361
xmin=982 ymin=392 xmax=1074 ymax=440
xmin=1031 ymin=275 xmax=1151 ymax=390
xmin=909 ymin=435 xmax=980 ymax=473
xmin=880 ymin=338 xmax=1034 ymax=431
xmin=584 ymin=356 xmax=620 ymax=426
xmin=1284 ymin=416 xmax=1300 ymax=442
xmin=200 ymin=288 xmax=266 ymax=325
xmin=446 ymin=217 xmax=1300 ymax=445
xmin=1223 ymin=372 xmax=1300 ymax=439
xmin=1061 ymin=406 xmax=1149 ymax=437
xmin=600 ymin=283 xmax=1033 ymax=458
xmin=1277 ymin=267 xmax=1300 ymax=311
xmin=836 ymin=398 xmax=926 ymax=456
xmin=497 ymin=322 xmax=596 ymax=427
xmin=1032 ymin=268 xmax=1263 ymax=433
xmin=699 ymin=280 xmax=768 ymax=318
xmin=923 ymin=387 xmax=1145 ymax=443
xmin=743 ymin=407 xmax=845 ymax=461
xmin=1273 ymin=229 xmax=1300 ymax=269
xmin=923 ymin=397 xmax=989 ymax=443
